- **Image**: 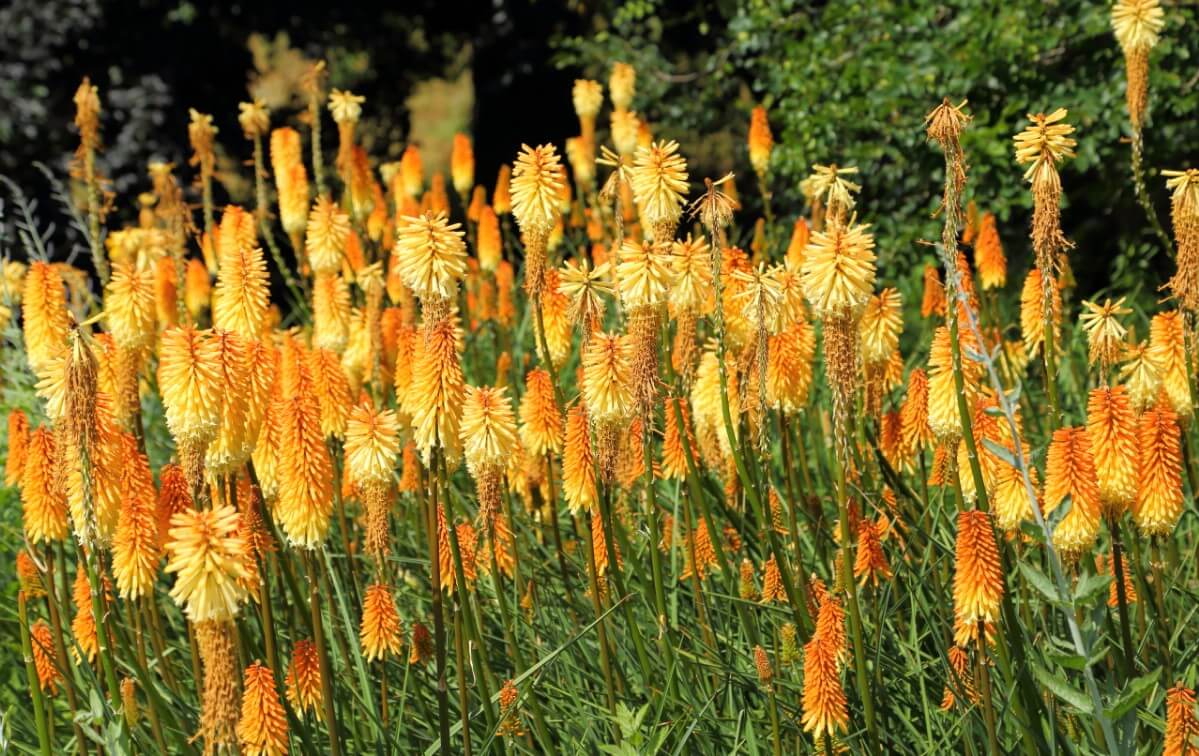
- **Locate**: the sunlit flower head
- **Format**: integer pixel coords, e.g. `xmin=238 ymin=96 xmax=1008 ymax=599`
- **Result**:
xmin=1111 ymin=0 xmax=1165 ymax=53
xmin=328 ymin=89 xmax=365 ymax=125
xmin=510 ymin=144 xmax=564 ymax=233
xmin=461 ymin=385 xmax=518 ymax=474
xmin=1080 ymin=297 xmax=1131 ymax=370
xmin=801 ymin=219 xmax=877 ymax=318
xmin=631 ymin=140 xmax=689 ymax=232
xmin=1013 ymin=109 xmax=1076 ymax=191
xmin=165 ymin=505 xmax=249 ymax=622
xmin=394 ymin=212 xmax=468 ymax=303
xmin=617 ymin=239 xmax=673 ymax=310
xmin=805 ymin=164 xmax=860 ymax=222
xmin=572 ymin=79 xmax=604 ymax=121
xmin=1044 ymin=426 xmax=1102 ymax=560
xmin=345 ymin=404 xmax=400 ymax=486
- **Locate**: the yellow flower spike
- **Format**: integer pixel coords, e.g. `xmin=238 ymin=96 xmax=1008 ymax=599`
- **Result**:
xmin=393 ymin=212 xmax=468 ymax=305
xmin=213 ymin=242 xmax=269 ymax=341
xmin=410 ymin=313 xmax=466 ymax=465
xmin=22 ymin=261 xmax=70 ymax=377
xmin=306 ymin=196 xmax=350 ymax=276
xmin=157 ymin=326 xmax=222 ymax=449
xmin=105 ymin=261 xmax=156 ymax=352
xmin=165 ymin=505 xmax=249 ymax=622
xmin=609 ymin=62 xmax=636 ymax=111
xmin=460 ymin=385 xmax=518 ymax=476
xmin=1080 ymin=297 xmax=1131 ymax=371
xmin=630 ymin=140 xmax=689 ymax=237
xmin=205 ymin=329 xmax=253 ymax=477
xmin=1148 ymin=311 xmax=1191 ymax=420
xmin=309 ymin=348 xmax=352 ymax=439
xmin=800 ymin=219 xmax=876 ymax=319
xmin=112 ymin=439 xmax=161 ymax=600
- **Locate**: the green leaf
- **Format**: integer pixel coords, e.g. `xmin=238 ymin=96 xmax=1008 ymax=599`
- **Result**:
xmin=1018 ymin=561 xmax=1061 ymax=605
xmin=1106 ymin=668 xmax=1162 ymax=721
xmin=1032 ymin=663 xmax=1093 ymax=714
xmin=981 ymin=438 xmax=1017 ymax=467
xmin=1073 ymin=572 xmax=1112 ymax=604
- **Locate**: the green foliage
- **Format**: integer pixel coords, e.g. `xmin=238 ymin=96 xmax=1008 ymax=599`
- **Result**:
xmin=555 ymin=0 xmax=1199 ymax=295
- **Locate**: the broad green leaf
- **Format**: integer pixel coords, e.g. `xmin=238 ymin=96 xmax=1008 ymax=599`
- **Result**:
xmin=1106 ymin=668 xmax=1161 ymax=721
xmin=1018 ymin=561 xmax=1061 ymax=604
xmin=1032 ymin=663 xmax=1093 ymax=714
xmin=1073 ymin=572 xmax=1111 ymax=604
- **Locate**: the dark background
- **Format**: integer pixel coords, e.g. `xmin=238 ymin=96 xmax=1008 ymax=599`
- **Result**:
xmin=3 ymin=0 xmax=1198 ymax=313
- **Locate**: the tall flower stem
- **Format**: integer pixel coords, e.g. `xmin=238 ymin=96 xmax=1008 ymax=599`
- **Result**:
xmin=597 ymin=484 xmax=654 ymax=685
xmin=640 ymin=424 xmax=680 ymax=698
xmin=424 ymin=453 xmax=452 ymax=755
xmin=19 ymin=592 xmax=53 ymax=756
xmin=304 ymin=553 xmax=342 ymax=755
xmin=830 ymin=425 xmax=880 ymax=754
xmin=452 ymin=607 xmax=473 ymax=756
xmin=490 ymin=519 xmax=555 ymax=749
xmin=668 ymin=395 xmax=762 ymax=648
xmin=39 ymin=547 xmax=85 ymax=751
xmin=436 ymin=454 xmax=498 ymax=730
xmin=976 ymin=626 xmax=1001 ymax=756
xmin=947 ymin=305 xmax=989 ymax=511
xmin=582 ymin=507 xmax=619 ymax=723
xmin=1148 ymin=537 xmax=1173 ymax=683
xmin=1130 ymin=131 xmax=1173 ymax=255
xmin=1041 ymin=314 xmax=1061 ymax=428
xmin=1106 ymin=518 xmax=1135 ymax=681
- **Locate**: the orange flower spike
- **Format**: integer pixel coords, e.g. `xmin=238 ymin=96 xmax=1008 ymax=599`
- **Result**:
xmin=974 ymin=212 xmax=1007 ymax=290
xmin=562 ymin=403 xmax=597 ymax=513
xmin=238 ymin=661 xmax=289 ymax=756
xmin=920 ymin=264 xmax=946 ymax=319
xmin=6 ymin=412 xmax=29 ymax=488
xmin=112 ymin=441 xmax=162 ymax=600
xmin=1164 ymin=683 xmax=1199 ymax=756
xmin=360 ymin=582 xmax=405 ymax=662
xmin=1149 ymin=311 xmax=1192 ymax=421
xmin=285 ymin=639 xmax=323 ymax=717
xmin=801 ymin=634 xmax=848 ymax=741
xmin=748 ymin=105 xmax=773 ymax=177
xmin=952 ymin=510 xmax=1004 ymax=647
xmin=519 ymin=369 xmax=563 ymax=457
xmin=760 ymin=554 xmax=785 ymax=602
xmin=1043 ymin=426 xmax=1102 ymax=560
xmin=853 ymin=518 xmax=891 ymax=586
xmin=21 ymin=426 xmax=68 ymax=544
xmin=276 ymin=368 xmax=334 ymax=548
xmin=1134 ymin=403 xmax=1184 ymax=537
xmin=30 ymin=619 xmax=61 ymax=695
xmin=1085 ymin=386 xmax=1139 ymax=515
